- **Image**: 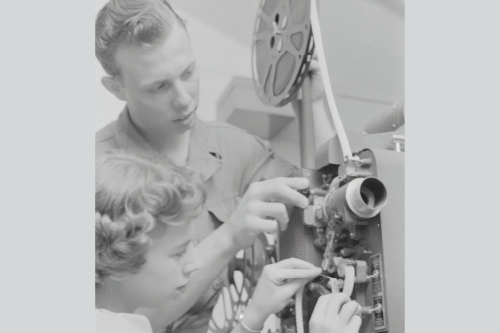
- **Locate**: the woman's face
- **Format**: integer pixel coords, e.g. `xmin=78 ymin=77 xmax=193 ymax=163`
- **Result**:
xmin=116 ymin=220 xmax=200 ymax=310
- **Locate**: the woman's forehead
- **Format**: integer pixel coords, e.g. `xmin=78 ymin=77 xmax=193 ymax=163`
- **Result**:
xmin=152 ymin=220 xmax=195 ymax=249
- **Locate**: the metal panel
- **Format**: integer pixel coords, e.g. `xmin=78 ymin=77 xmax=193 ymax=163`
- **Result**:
xmin=370 ymin=149 xmax=405 ymax=333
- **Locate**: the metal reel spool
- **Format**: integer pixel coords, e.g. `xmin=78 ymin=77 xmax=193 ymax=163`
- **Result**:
xmin=208 ymin=234 xmax=274 ymax=333
xmin=252 ymin=0 xmax=315 ymax=107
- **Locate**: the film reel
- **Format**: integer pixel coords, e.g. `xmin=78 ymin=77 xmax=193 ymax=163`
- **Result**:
xmin=208 ymin=234 xmax=274 ymax=333
xmin=252 ymin=0 xmax=315 ymax=107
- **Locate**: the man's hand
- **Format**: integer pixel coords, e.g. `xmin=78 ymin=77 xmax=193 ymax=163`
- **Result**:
xmin=309 ymin=293 xmax=362 ymax=333
xmin=228 ymin=177 xmax=310 ymax=250
xmin=242 ymin=259 xmax=322 ymax=330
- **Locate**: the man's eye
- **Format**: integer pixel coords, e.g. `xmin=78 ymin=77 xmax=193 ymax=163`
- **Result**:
xmin=183 ymin=69 xmax=195 ymax=78
xmin=176 ymin=248 xmax=188 ymax=257
xmin=153 ymin=82 xmax=170 ymax=91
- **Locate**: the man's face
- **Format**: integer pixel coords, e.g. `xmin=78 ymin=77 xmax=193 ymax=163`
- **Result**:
xmin=116 ymin=220 xmax=200 ymax=310
xmin=115 ymin=24 xmax=200 ymax=135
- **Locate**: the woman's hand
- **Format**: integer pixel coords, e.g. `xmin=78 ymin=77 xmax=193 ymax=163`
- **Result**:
xmin=241 ymin=258 xmax=322 ymax=330
xmin=309 ymin=293 xmax=362 ymax=333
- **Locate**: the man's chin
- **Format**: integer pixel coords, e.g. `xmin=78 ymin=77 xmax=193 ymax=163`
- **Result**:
xmin=173 ymin=112 xmax=196 ymax=131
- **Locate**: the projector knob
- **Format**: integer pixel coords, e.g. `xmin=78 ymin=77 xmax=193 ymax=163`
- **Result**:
xmin=361 ymin=303 xmax=382 ymax=316
xmin=297 ymin=187 xmax=310 ymax=198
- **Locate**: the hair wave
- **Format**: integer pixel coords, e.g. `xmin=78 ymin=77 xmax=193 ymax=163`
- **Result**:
xmin=95 ymin=0 xmax=186 ymax=76
xmin=95 ymin=150 xmax=204 ymax=286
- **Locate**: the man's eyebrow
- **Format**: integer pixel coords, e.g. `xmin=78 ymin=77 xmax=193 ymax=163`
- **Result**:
xmin=146 ymin=79 xmax=168 ymax=87
xmin=182 ymin=61 xmax=196 ymax=74
xmin=144 ymin=62 xmax=195 ymax=87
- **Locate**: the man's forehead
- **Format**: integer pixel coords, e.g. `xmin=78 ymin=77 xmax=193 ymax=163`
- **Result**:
xmin=115 ymin=26 xmax=194 ymax=81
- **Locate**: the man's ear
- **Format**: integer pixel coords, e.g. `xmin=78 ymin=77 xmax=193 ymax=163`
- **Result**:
xmin=102 ymin=76 xmax=127 ymax=101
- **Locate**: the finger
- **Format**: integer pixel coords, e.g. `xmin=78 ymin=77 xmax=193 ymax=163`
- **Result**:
xmin=249 ymin=216 xmax=279 ymax=234
xmin=273 ymin=258 xmax=319 ymax=270
xmin=273 ymin=177 xmax=310 ymax=190
xmin=327 ymin=293 xmax=351 ymax=315
xmin=269 ymin=268 xmax=322 ymax=280
xmin=338 ymin=301 xmax=361 ymax=327
xmin=247 ymin=202 xmax=289 ymax=230
xmin=250 ymin=178 xmax=310 ymax=208
xmin=311 ymin=294 xmax=331 ymax=320
xmin=345 ymin=315 xmax=362 ymax=333
xmin=278 ymin=278 xmax=310 ymax=298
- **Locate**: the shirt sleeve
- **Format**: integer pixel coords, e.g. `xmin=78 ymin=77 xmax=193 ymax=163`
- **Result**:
xmin=238 ymin=133 xmax=297 ymax=195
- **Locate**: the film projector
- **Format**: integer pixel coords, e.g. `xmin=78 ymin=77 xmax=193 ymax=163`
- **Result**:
xmin=209 ymin=0 xmax=404 ymax=332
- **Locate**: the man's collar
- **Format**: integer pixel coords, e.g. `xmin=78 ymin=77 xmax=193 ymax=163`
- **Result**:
xmin=114 ymin=106 xmax=153 ymax=151
xmin=114 ymin=106 xmax=222 ymax=181
xmin=187 ymin=115 xmax=223 ymax=182
xmin=189 ymin=115 xmax=222 ymax=158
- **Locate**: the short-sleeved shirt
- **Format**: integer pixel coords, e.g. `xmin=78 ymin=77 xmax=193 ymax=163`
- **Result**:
xmin=96 ymin=107 xmax=295 ymax=333
xmin=96 ymin=309 xmax=153 ymax=333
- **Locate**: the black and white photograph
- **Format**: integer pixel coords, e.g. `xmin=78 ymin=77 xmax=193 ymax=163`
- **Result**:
xmin=94 ymin=1 xmax=404 ymax=333
xmin=4 ymin=0 xmax=499 ymax=333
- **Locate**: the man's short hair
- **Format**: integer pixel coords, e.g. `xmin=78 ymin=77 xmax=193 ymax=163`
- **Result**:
xmin=95 ymin=150 xmax=204 ymax=286
xmin=95 ymin=0 xmax=186 ymax=77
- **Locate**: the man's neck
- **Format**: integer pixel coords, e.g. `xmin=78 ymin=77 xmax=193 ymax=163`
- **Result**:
xmin=133 ymin=121 xmax=191 ymax=167
xmin=158 ymin=130 xmax=190 ymax=166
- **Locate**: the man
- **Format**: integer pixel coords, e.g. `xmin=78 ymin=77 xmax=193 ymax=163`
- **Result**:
xmin=95 ymin=1 xmax=317 ymax=332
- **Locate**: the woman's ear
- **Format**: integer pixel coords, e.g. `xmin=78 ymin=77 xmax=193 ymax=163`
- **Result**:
xmin=102 ymin=76 xmax=127 ymax=101
xmin=108 ymin=272 xmax=128 ymax=282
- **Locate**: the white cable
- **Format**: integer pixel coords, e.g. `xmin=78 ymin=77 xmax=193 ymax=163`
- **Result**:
xmin=295 ymin=285 xmax=305 ymax=333
xmin=310 ymin=0 xmax=353 ymax=159
xmin=294 ymin=5 xmax=355 ymax=332
xmin=342 ymin=265 xmax=355 ymax=297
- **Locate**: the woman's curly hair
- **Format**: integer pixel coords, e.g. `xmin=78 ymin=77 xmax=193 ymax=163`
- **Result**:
xmin=95 ymin=150 xmax=204 ymax=287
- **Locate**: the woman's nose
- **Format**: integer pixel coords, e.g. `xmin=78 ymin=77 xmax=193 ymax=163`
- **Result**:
xmin=182 ymin=248 xmax=201 ymax=276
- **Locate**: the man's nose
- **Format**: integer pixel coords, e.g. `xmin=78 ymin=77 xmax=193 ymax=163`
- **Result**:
xmin=172 ymin=81 xmax=191 ymax=109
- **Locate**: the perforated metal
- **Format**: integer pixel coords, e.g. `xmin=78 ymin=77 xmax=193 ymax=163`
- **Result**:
xmin=279 ymin=169 xmax=308 ymax=261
